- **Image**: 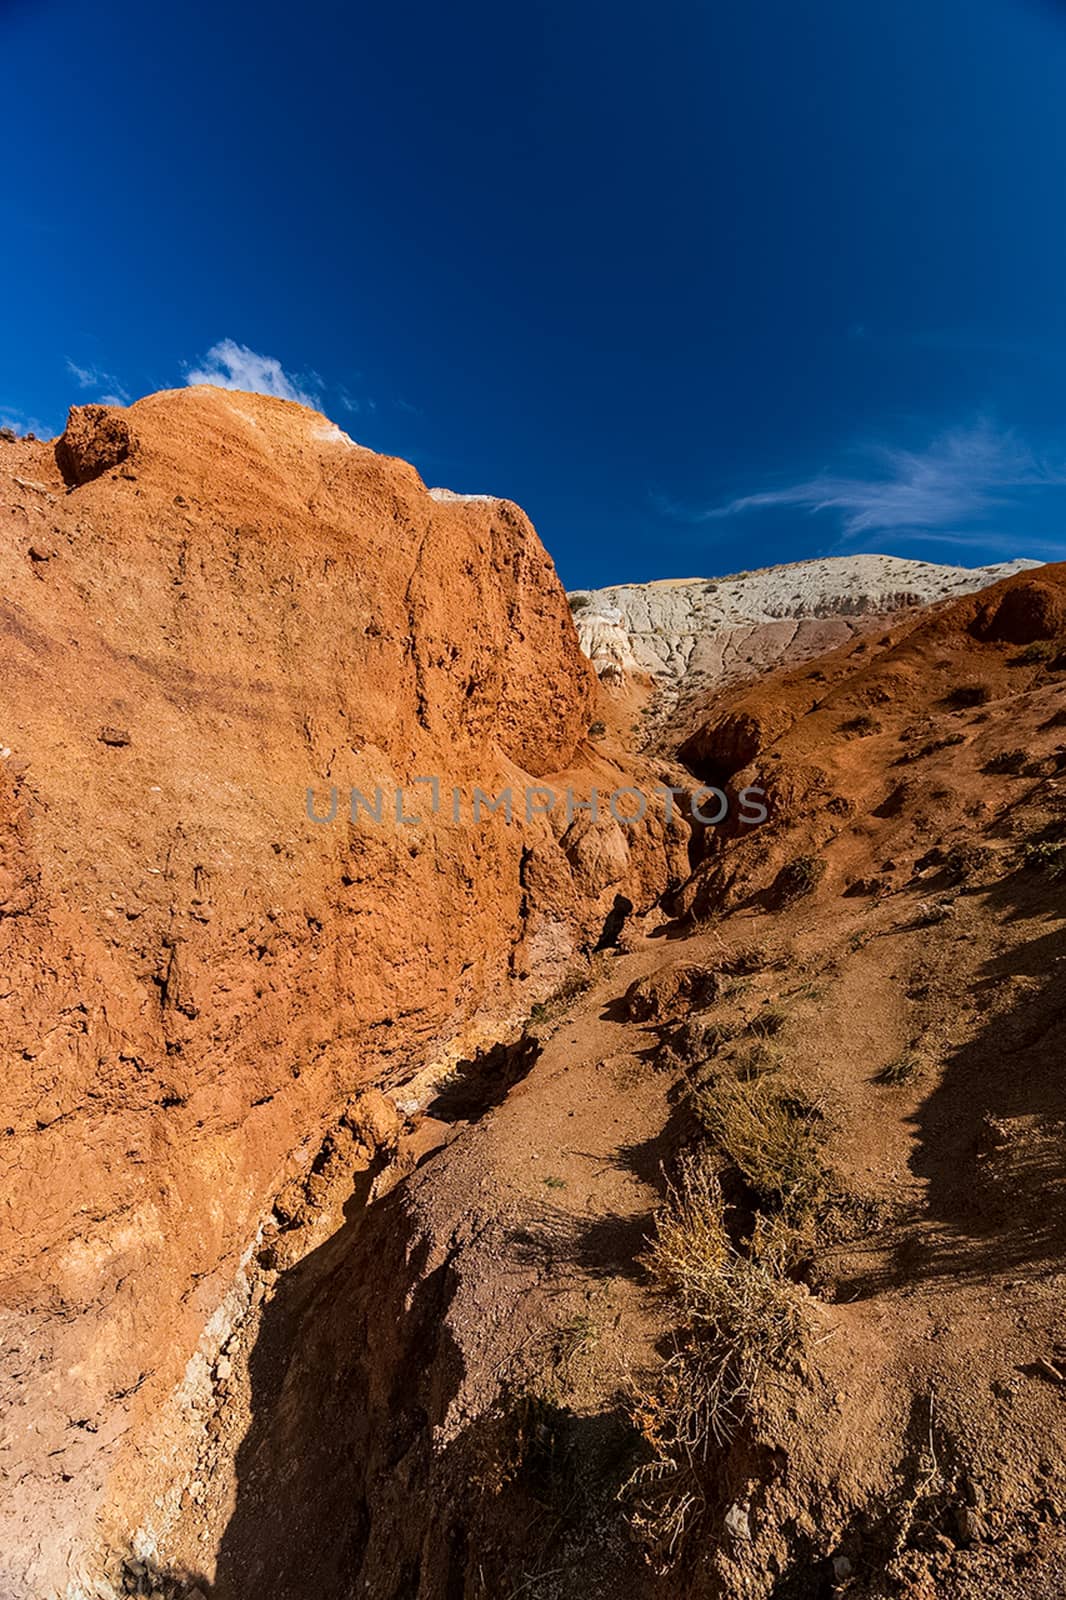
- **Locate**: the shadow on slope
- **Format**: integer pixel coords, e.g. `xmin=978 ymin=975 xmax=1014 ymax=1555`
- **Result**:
xmin=849 ymin=875 xmax=1066 ymax=1297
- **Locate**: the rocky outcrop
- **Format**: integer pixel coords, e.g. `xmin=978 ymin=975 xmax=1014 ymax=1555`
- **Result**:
xmin=667 ymin=562 xmax=1066 ymax=919
xmin=0 ymin=391 xmax=686 ymax=1597
xmin=569 ymin=556 xmax=1039 ymax=724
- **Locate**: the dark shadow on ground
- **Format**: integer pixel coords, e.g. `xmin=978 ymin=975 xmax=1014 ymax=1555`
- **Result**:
xmin=212 ymin=1140 xmax=665 ymax=1599
xmin=503 ymin=1091 xmax=692 ymax=1289
xmin=425 ymin=1034 xmax=541 ymax=1122
xmin=211 ymin=1160 xmax=469 ymax=1600
xmin=120 ymin=1558 xmax=214 ymax=1598
xmin=842 ymin=871 xmax=1066 ymax=1298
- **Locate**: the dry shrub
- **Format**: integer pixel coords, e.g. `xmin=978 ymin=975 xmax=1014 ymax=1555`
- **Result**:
xmin=694 ymin=1073 xmax=830 ymax=1222
xmin=877 ymin=1053 xmax=921 ymax=1086
xmin=746 ymin=1002 xmax=788 ymax=1039
xmin=1023 ymin=838 xmax=1066 ymax=880
xmin=839 ymin=712 xmax=882 ymax=735
xmin=722 ymin=939 xmax=774 ymax=974
xmin=770 ymin=854 xmax=826 ymax=907
xmin=983 ymin=747 xmax=1029 ymax=776
xmin=670 ymin=1015 xmax=737 ymax=1064
xmin=626 ymin=1152 xmax=808 ymax=1567
xmin=731 ymin=1040 xmax=780 ymax=1080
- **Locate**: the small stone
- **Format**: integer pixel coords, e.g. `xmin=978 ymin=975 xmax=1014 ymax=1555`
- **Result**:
xmin=215 ymin=1355 xmax=232 ymax=1382
xmin=832 ymin=1555 xmax=853 ymax=1580
xmin=963 ymin=1474 xmax=987 ymax=1509
xmin=724 ymin=1500 xmax=752 ymax=1541
xmin=954 ymin=1504 xmax=986 ymax=1543
xmin=98 ymin=726 xmax=131 ymax=747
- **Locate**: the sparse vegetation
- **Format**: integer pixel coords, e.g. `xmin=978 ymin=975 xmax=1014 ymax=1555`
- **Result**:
xmin=1022 ymin=839 xmax=1066 ymax=880
xmin=946 ymin=681 xmax=993 ymax=708
xmin=771 ymin=853 xmax=826 ymax=907
xmin=729 ymin=1040 xmax=780 ymax=1080
xmin=587 ymin=720 xmax=607 ymax=738
xmin=694 ymin=1072 xmax=830 ymax=1222
xmin=746 ymin=1002 xmax=788 ymax=1039
xmin=552 ymin=1307 xmax=600 ymax=1368
xmin=839 ymin=712 xmax=881 ymax=736
xmin=901 ymin=731 xmax=966 ymax=764
xmin=670 ymin=1016 xmax=737 ymax=1063
xmin=625 ymin=1151 xmax=808 ymax=1566
xmin=943 ymin=842 xmax=994 ymax=884
xmin=877 ymin=1053 xmax=921 ymax=1086
xmin=568 ymin=593 xmax=591 ymax=613
xmin=724 ymin=939 xmax=774 ymax=974
xmin=983 ymin=747 xmax=1029 ymax=775
xmin=1010 ymin=639 xmax=1055 ymax=666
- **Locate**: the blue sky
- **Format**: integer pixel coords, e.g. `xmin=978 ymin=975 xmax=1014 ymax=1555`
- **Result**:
xmin=5 ymin=0 xmax=1066 ymax=586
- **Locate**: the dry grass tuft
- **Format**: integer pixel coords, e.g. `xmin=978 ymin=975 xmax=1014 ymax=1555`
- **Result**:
xmin=877 ymin=1053 xmax=921 ymax=1087
xmin=770 ymin=854 xmax=826 ymax=907
xmin=730 ymin=1040 xmax=781 ymax=1081
xmin=746 ymin=1002 xmax=788 ymax=1039
xmin=693 ymin=1073 xmax=830 ymax=1222
xmin=625 ymin=1151 xmax=808 ymax=1567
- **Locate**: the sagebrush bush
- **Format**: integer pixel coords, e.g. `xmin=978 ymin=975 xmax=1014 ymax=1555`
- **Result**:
xmin=1023 ymin=839 xmax=1066 ymax=880
xmin=626 ymin=1151 xmax=808 ymax=1567
xmin=771 ymin=854 xmax=826 ymax=906
xmin=694 ymin=1073 xmax=829 ymax=1221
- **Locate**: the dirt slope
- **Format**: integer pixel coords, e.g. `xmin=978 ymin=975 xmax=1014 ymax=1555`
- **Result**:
xmin=6 ymin=400 xmax=1065 ymax=1599
xmin=0 ymin=392 xmax=686 ymax=1597
xmin=123 ymin=564 xmax=1066 ymax=1600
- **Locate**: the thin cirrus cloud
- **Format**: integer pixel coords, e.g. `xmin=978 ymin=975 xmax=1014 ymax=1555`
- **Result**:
xmin=684 ymin=420 xmax=1066 ymax=548
xmin=66 ymin=358 xmax=131 ymax=406
xmin=184 ymin=339 xmax=320 ymax=409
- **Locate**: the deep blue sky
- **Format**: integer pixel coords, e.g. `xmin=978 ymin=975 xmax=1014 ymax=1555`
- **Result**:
xmin=5 ymin=0 xmax=1066 ymax=586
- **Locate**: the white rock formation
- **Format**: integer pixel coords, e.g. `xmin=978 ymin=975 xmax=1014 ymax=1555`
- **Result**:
xmin=570 ymin=554 xmax=1037 ymax=691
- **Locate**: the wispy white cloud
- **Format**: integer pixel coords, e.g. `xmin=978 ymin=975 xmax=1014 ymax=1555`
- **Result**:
xmin=184 ymin=339 xmax=319 ymax=408
xmin=337 ymin=384 xmax=377 ymax=416
xmin=693 ymin=420 xmax=1066 ymax=540
xmin=65 ymin=358 xmax=131 ymax=404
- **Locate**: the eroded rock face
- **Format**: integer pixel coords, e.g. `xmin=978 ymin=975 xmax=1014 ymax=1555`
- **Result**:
xmin=54 ymin=402 xmax=133 ymax=483
xmin=669 ymin=563 xmax=1066 ymax=919
xmin=569 ymin=556 xmax=1039 ymax=711
xmin=0 ymin=390 xmax=685 ymax=1596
